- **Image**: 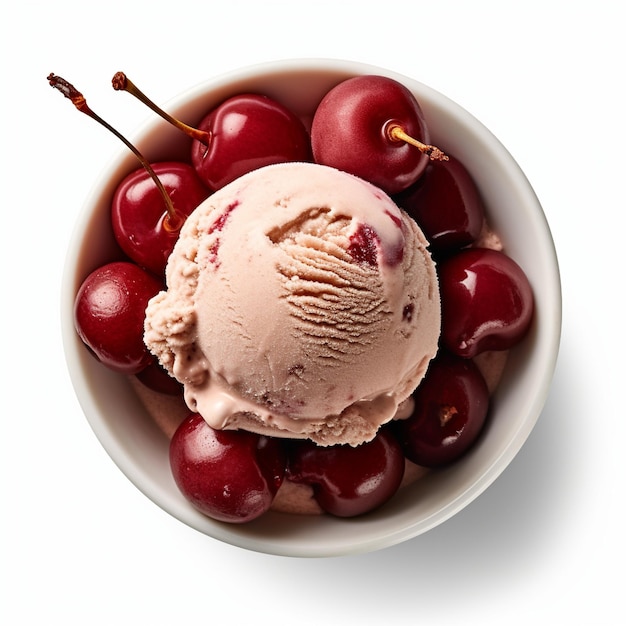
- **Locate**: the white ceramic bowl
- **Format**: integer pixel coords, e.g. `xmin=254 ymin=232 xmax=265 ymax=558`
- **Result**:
xmin=61 ymin=59 xmax=561 ymax=557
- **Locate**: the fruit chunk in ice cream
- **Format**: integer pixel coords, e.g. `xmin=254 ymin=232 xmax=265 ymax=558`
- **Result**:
xmin=144 ymin=161 xmax=441 ymax=447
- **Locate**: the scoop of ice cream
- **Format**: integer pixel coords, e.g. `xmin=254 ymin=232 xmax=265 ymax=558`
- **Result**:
xmin=144 ymin=162 xmax=440 ymax=446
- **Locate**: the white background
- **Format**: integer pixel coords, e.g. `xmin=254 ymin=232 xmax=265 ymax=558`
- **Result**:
xmin=3 ymin=1 xmax=624 ymax=624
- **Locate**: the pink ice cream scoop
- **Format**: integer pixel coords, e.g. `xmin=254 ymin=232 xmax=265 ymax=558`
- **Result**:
xmin=144 ymin=162 xmax=440 ymax=446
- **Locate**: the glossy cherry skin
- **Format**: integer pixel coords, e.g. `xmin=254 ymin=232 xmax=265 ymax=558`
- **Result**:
xmin=170 ymin=414 xmax=287 ymax=523
xmin=311 ymin=75 xmax=431 ymax=195
xmin=439 ymin=248 xmax=534 ymax=358
xmin=190 ymin=93 xmax=311 ymax=191
xmin=74 ymin=261 xmax=163 ymax=374
xmin=112 ymin=161 xmax=210 ymax=276
xmin=395 ymin=154 xmax=485 ymax=255
xmin=394 ymin=352 xmax=490 ymax=467
xmin=286 ymin=428 xmax=405 ymax=517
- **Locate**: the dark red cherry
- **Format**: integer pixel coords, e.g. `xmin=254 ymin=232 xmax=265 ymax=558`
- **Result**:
xmin=74 ymin=261 xmax=163 ymax=374
xmin=135 ymin=360 xmax=183 ymax=396
xmin=190 ymin=93 xmax=311 ymax=191
xmin=112 ymin=161 xmax=210 ymax=276
xmin=439 ymin=248 xmax=534 ymax=357
xmin=47 ymin=74 xmax=203 ymax=278
xmin=395 ymin=154 xmax=485 ymax=255
xmin=286 ymin=428 xmax=405 ymax=517
xmin=311 ymin=75 xmax=445 ymax=195
xmin=394 ymin=352 xmax=490 ymax=467
xmin=170 ymin=414 xmax=286 ymax=523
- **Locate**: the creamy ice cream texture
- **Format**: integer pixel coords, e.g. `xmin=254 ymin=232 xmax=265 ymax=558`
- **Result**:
xmin=144 ymin=162 xmax=440 ymax=446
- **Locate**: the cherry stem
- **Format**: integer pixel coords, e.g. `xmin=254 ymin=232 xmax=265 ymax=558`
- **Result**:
xmin=439 ymin=405 xmax=458 ymax=427
xmin=386 ymin=123 xmax=448 ymax=161
xmin=112 ymin=72 xmax=211 ymax=146
xmin=47 ymin=73 xmax=184 ymax=233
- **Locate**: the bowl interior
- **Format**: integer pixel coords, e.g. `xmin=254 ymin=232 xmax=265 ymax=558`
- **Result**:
xmin=61 ymin=59 xmax=561 ymax=557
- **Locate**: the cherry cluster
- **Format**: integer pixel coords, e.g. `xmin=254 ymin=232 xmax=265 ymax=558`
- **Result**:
xmin=50 ymin=71 xmax=534 ymax=524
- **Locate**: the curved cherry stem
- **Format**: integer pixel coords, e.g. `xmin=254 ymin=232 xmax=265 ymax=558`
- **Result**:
xmin=47 ymin=73 xmax=184 ymax=232
xmin=111 ymin=72 xmax=211 ymax=146
xmin=385 ymin=122 xmax=448 ymax=161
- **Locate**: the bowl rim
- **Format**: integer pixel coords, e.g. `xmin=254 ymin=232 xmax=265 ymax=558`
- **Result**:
xmin=61 ymin=57 xmax=562 ymax=557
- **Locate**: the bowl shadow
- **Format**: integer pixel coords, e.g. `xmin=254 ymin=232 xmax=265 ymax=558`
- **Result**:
xmin=262 ymin=334 xmax=580 ymax=603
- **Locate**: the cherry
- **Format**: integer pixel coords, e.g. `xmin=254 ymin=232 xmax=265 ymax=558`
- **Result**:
xmin=394 ymin=352 xmax=490 ymax=467
xmin=439 ymin=248 xmax=534 ymax=358
xmin=112 ymin=161 xmax=210 ymax=276
xmin=112 ymin=73 xmax=311 ymax=191
xmin=169 ymin=413 xmax=286 ymax=523
xmin=135 ymin=360 xmax=183 ymax=396
xmin=310 ymin=75 xmax=446 ymax=195
xmin=190 ymin=93 xmax=312 ymax=190
xmin=74 ymin=261 xmax=163 ymax=375
xmin=48 ymin=74 xmax=188 ymax=246
xmin=395 ymin=154 xmax=485 ymax=255
xmin=286 ymin=428 xmax=405 ymax=517
xmin=48 ymin=74 xmax=195 ymax=373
